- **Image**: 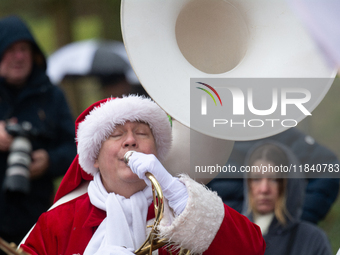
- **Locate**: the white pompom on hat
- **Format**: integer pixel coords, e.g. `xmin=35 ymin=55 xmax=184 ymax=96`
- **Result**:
xmin=77 ymin=95 xmax=172 ymax=176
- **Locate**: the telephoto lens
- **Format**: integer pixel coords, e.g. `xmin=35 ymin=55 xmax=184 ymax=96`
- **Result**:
xmin=3 ymin=136 xmax=32 ymax=194
xmin=2 ymin=121 xmax=36 ymax=194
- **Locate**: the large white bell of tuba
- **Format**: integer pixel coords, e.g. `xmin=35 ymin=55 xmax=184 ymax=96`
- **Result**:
xmin=121 ymin=0 xmax=336 ymax=140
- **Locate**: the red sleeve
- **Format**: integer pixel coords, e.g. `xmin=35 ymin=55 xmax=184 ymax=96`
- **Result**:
xmin=20 ymin=213 xmax=54 ymax=255
xmin=204 ymin=204 xmax=266 ymax=255
xmin=20 ymin=194 xmax=95 ymax=255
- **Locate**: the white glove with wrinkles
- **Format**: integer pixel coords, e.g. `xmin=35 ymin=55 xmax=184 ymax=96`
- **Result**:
xmin=128 ymin=152 xmax=188 ymax=215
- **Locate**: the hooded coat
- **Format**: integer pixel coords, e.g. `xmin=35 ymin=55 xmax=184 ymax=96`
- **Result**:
xmin=243 ymin=141 xmax=333 ymax=255
xmin=0 ymin=16 xmax=77 ymax=243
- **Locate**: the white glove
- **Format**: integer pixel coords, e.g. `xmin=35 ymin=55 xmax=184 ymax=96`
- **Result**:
xmin=93 ymin=245 xmax=134 ymax=255
xmin=128 ymin=152 xmax=188 ymax=215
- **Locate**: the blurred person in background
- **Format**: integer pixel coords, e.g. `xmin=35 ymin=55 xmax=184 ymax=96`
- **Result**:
xmin=208 ymin=127 xmax=340 ymax=224
xmin=0 ymin=15 xmax=76 ymax=248
xmin=244 ymin=142 xmax=332 ymax=255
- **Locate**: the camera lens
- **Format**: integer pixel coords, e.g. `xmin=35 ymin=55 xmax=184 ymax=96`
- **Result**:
xmin=3 ymin=137 xmax=32 ymax=194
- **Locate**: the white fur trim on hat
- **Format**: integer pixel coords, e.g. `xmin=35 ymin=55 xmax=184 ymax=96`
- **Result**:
xmin=77 ymin=95 xmax=172 ymax=175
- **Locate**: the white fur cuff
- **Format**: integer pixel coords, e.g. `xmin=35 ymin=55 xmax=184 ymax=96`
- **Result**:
xmin=158 ymin=175 xmax=225 ymax=254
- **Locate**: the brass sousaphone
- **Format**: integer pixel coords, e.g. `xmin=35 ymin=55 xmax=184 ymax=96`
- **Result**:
xmin=120 ymin=0 xmax=336 ymax=254
xmin=121 ymin=0 xmax=336 ymax=140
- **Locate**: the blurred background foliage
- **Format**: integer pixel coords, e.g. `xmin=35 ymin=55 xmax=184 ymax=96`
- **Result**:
xmin=1 ymin=0 xmax=339 ymax=253
xmin=0 ymin=0 xmax=122 ymax=53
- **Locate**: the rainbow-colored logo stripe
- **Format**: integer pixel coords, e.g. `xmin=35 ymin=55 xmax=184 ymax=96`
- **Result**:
xmin=196 ymin=82 xmax=223 ymax=106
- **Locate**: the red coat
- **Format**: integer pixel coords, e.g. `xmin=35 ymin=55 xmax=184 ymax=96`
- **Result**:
xmin=21 ymin=193 xmax=265 ymax=255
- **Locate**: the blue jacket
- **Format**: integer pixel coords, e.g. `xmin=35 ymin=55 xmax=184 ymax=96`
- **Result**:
xmin=207 ymin=127 xmax=340 ymax=224
xmin=0 ymin=16 xmax=77 ymax=242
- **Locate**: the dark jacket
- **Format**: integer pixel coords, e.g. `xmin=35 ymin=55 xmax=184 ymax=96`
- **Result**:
xmin=242 ymin=141 xmax=333 ymax=255
xmin=207 ymin=127 xmax=340 ymax=223
xmin=0 ymin=16 xmax=77 ymax=243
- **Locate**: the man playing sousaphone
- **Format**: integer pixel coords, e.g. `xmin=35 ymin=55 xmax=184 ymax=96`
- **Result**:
xmin=20 ymin=95 xmax=265 ymax=255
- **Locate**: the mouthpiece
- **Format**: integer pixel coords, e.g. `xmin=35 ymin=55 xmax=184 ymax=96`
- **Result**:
xmin=124 ymin=151 xmax=136 ymax=164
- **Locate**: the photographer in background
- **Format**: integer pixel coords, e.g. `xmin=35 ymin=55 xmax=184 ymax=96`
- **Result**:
xmin=0 ymin=15 xmax=77 ymax=248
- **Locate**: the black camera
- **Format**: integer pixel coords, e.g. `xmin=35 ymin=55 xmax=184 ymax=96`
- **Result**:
xmin=2 ymin=121 xmax=39 ymax=194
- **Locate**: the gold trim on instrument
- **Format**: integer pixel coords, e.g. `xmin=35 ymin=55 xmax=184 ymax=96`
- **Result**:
xmin=124 ymin=151 xmax=190 ymax=255
xmin=0 ymin=237 xmax=30 ymax=255
xmin=134 ymin=172 xmax=167 ymax=255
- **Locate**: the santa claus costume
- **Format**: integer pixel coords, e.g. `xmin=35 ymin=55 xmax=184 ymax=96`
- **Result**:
xmin=21 ymin=95 xmax=265 ymax=255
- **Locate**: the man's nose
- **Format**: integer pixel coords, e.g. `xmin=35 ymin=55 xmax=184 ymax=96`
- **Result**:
xmin=123 ymin=132 xmax=137 ymax=148
xmin=13 ymin=49 xmax=26 ymax=60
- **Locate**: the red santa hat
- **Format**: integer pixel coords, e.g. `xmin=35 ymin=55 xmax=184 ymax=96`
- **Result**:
xmin=54 ymin=95 xmax=172 ymax=202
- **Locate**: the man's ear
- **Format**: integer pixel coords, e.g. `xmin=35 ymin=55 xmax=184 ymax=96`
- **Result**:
xmin=94 ymin=158 xmax=99 ymax=168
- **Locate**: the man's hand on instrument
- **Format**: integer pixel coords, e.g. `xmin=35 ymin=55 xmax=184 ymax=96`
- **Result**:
xmin=128 ymin=152 xmax=188 ymax=215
